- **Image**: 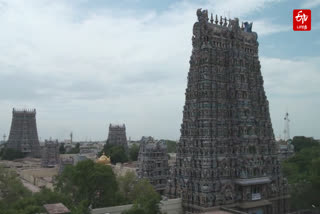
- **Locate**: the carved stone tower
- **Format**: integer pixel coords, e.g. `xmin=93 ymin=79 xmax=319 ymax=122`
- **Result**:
xmin=107 ymin=124 xmax=128 ymax=152
xmin=41 ymin=140 xmax=60 ymax=167
xmin=137 ymin=136 xmax=169 ymax=194
xmin=7 ymin=108 xmax=41 ymax=157
xmin=169 ymin=9 xmax=288 ymax=214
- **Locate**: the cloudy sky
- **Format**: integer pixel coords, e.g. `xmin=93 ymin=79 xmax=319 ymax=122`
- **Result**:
xmin=0 ymin=0 xmax=319 ymax=141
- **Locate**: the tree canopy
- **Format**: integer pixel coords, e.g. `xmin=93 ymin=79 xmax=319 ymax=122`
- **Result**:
xmin=282 ymin=137 xmax=320 ymax=211
xmin=1 ymin=148 xmax=24 ymax=160
xmin=59 ymin=143 xmax=66 ymax=154
xmin=0 ymin=165 xmax=31 ymax=210
xmin=55 ymin=159 xmax=118 ymax=208
xmin=0 ymin=165 xmax=88 ymax=214
xmin=0 ymin=158 xmax=161 ymax=213
xmin=67 ymin=143 xmax=80 ymax=154
xmin=129 ymin=144 xmax=139 ymax=161
xmin=291 ymin=136 xmax=319 ymax=152
xmin=119 ymin=172 xmax=161 ymax=214
xmin=100 ymin=143 xmax=128 ymax=164
xmin=163 ymin=140 xmax=176 ymax=153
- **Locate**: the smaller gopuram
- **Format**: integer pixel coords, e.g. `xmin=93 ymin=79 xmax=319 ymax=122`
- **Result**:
xmin=107 ymin=124 xmax=128 ymax=151
xmin=137 ymin=136 xmax=169 ymax=194
xmin=7 ymin=108 xmax=40 ymax=157
xmin=41 ymin=140 xmax=60 ymax=167
xmin=58 ymin=157 xmax=74 ymax=174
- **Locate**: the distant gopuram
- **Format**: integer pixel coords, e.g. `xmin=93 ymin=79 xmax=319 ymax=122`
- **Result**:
xmin=7 ymin=108 xmax=41 ymax=157
xmin=137 ymin=136 xmax=169 ymax=194
xmin=169 ymin=9 xmax=288 ymax=214
xmin=41 ymin=140 xmax=60 ymax=167
xmin=107 ymin=124 xmax=128 ymax=151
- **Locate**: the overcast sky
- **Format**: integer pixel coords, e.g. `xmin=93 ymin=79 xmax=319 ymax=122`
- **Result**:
xmin=0 ymin=0 xmax=319 ymax=141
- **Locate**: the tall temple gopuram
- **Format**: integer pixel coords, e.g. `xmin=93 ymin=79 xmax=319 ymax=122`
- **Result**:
xmin=107 ymin=124 xmax=128 ymax=152
xmin=168 ymin=9 xmax=288 ymax=214
xmin=7 ymin=108 xmax=41 ymax=157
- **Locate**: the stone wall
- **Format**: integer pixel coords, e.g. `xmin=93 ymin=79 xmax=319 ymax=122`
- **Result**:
xmin=91 ymin=198 xmax=183 ymax=214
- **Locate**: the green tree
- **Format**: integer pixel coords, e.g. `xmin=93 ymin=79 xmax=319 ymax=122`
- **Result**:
xmin=117 ymin=172 xmax=161 ymax=214
xmin=282 ymin=144 xmax=320 ymax=211
xmin=129 ymin=144 xmax=139 ymax=161
xmin=117 ymin=171 xmax=136 ymax=203
xmin=291 ymin=136 xmax=319 ymax=152
xmin=0 ymin=165 xmax=31 ymax=211
xmin=55 ymin=159 xmax=118 ymax=208
xmin=0 ymin=165 xmax=90 ymax=214
xmin=59 ymin=143 xmax=66 ymax=154
xmin=100 ymin=144 xmax=128 ymax=164
xmin=67 ymin=143 xmax=80 ymax=154
xmin=165 ymin=140 xmax=176 ymax=153
xmin=10 ymin=188 xmax=75 ymax=214
xmin=1 ymin=148 xmax=24 ymax=160
xmin=110 ymin=146 xmax=128 ymax=164
xmin=0 ymin=188 xmax=88 ymax=214
xmin=129 ymin=179 xmax=161 ymax=214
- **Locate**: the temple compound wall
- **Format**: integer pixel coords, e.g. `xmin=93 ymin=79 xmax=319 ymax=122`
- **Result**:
xmin=168 ymin=9 xmax=289 ymax=214
xmin=107 ymin=124 xmax=128 ymax=152
xmin=7 ymin=108 xmax=40 ymax=158
xmin=92 ymin=198 xmax=183 ymax=214
xmin=137 ymin=136 xmax=169 ymax=194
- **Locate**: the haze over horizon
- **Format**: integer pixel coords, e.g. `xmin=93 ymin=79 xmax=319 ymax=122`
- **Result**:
xmin=0 ymin=0 xmax=319 ymax=141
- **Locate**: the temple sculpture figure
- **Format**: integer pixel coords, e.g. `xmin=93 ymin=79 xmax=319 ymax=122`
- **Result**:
xmin=107 ymin=124 xmax=128 ymax=152
xmin=168 ymin=9 xmax=288 ymax=214
xmin=137 ymin=136 xmax=169 ymax=194
xmin=7 ymin=108 xmax=41 ymax=158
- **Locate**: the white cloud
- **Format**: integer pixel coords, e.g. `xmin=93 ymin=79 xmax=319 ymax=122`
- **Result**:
xmin=261 ymin=57 xmax=320 ymax=139
xmin=253 ymin=19 xmax=290 ymax=35
xmin=301 ymin=0 xmax=320 ymax=8
xmin=0 ymin=0 xmax=317 ymax=141
xmin=262 ymin=57 xmax=320 ymax=96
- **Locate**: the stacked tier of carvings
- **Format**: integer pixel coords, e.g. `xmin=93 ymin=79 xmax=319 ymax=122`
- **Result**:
xmin=138 ymin=137 xmax=169 ymax=193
